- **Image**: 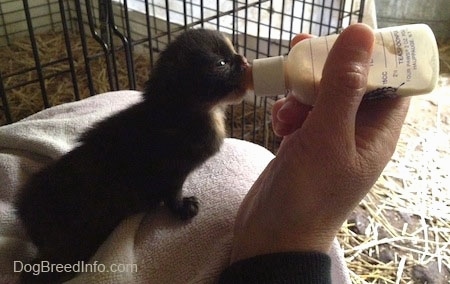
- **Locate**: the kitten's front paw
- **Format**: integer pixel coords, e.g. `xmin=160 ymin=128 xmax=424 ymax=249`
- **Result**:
xmin=169 ymin=196 xmax=199 ymax=220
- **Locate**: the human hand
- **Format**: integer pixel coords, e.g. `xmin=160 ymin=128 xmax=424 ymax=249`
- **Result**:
xmin=230 ymin=24 xmax=410 ymax=262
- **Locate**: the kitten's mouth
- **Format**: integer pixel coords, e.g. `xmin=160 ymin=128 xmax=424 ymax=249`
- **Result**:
xmin=221 ymin=55 xmax=252 ymax=105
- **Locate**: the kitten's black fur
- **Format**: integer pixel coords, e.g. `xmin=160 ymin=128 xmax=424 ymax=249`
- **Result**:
xmin=16 ymin=29 xmax=249 ymax=283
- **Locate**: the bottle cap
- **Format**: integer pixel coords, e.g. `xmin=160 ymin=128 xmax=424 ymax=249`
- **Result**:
xmin=252 ymin=56 xmax=286 ymax=96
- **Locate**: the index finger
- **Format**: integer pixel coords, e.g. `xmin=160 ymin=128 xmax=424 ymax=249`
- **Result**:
xmin=291 ymin=34 xmax=314 ymax=47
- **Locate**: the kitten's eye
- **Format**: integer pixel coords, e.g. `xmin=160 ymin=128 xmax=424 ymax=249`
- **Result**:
xmin=216 ymin=59 xmax=229 ymax=66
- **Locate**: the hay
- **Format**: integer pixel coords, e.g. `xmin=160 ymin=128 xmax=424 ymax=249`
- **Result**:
xmin=0 ymin=32 xmax=150 ymax=124
xmin=1 ymin=30 xmax=449 ymax=283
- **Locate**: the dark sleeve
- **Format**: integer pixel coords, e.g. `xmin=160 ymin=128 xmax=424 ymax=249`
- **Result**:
xmin=218 ymin=252 xmax=331 ymax=284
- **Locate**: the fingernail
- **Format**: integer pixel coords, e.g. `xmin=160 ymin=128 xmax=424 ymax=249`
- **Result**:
xmin=339 ymin=23 xmax=375 ymax=53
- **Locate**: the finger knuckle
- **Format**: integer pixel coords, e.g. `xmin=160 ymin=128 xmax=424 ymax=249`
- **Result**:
xmin=338 ymin=64 xmax=368 ymax=92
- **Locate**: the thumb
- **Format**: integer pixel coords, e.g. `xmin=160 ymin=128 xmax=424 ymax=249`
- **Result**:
xmin=309 ymin=24 xmax=375 ymax=137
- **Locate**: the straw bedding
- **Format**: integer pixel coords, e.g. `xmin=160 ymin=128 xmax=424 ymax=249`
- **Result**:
xmin=0 ymin=32 xmax=150 ymax=124
xmin=0 ymin=31 xmax=449 ymax=283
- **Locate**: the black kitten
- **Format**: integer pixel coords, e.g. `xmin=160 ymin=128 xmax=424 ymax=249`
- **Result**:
xmin=16 ymin=29 xmax=250 ymax=283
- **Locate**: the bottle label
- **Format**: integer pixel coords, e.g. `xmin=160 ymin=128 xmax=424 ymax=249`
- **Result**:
xmin=367 ymin=24 xmax=437 ymax=97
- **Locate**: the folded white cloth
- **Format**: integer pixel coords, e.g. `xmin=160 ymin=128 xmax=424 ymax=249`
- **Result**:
xmin=0 ymin=90 xmax=350 ymax=283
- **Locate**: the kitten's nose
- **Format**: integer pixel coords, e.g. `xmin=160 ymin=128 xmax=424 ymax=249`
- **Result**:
xmin=242 ymin=56 xmax=250 ymax=68
xmin=236 ymin=54 xmax=249 ymax=69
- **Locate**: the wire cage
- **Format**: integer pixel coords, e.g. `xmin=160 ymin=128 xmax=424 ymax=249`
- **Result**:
xmin=0 ymin=0 xmax=365 ymax=152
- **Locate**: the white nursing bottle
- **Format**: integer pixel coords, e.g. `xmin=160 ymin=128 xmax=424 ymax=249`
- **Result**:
xmin=251 ymin=24 xmax=440 ymax=105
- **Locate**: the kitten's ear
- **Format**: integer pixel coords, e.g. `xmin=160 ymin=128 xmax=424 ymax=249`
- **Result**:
xmin=223 ymin=35 xmax=236 ymax=53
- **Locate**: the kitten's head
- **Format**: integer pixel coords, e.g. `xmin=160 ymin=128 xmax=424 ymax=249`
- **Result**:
xmin=145 ymin=29 xmax=250 ymax=108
